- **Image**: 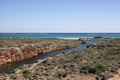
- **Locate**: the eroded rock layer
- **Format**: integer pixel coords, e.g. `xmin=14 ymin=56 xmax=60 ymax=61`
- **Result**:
xmin=0 ymin=38 xmax=82 ymax=65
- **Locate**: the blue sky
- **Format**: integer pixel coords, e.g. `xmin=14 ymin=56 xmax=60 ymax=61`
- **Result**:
xmin=0 ymin=0 xmax=120 ymax=33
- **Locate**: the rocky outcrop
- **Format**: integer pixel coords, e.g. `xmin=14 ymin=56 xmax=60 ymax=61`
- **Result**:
xmin=0 ymin=44 xmax=42 ymax=65
xmin=0 ymin=43 xmax=78 ymax=65
xmin=21 ymin=44 xmax=42 ymax=59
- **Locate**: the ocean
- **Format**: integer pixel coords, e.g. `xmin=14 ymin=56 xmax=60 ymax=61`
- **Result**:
xmin=0 ymin=33 xmax=120 ymax=38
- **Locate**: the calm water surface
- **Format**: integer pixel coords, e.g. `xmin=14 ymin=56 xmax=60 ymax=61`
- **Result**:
xmin=0 ymin=33 xmax=120 ymax=38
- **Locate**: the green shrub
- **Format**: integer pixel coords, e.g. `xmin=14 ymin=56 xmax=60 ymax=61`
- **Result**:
xmin=88 ymin=66 xmax=98 ymax=73
xmin=80 ymin=64 xmax=109 ymax=74
xmin=96 ymin=64 xmax=109 ymax=73
xmin=22 ymin=69 xmax=32 ymax=77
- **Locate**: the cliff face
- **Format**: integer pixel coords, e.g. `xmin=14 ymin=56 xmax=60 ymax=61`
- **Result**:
xmin=0 ymin=44 xmax=42 ymax=65
xmin=21 ymin=44 xmax=42 ymax=59
xmin=0 ymin=44 xmax=78 ymax=65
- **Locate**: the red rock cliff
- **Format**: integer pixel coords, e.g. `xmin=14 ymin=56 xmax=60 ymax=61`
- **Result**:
xmin=0 ymin=43 xmax=78 ymax=65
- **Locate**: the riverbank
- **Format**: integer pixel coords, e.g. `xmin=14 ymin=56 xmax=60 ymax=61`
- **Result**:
xmin=0 ymin=37 xmax=84 ymax=65
xmin=0 ymin=37 xmax=120 ymax=80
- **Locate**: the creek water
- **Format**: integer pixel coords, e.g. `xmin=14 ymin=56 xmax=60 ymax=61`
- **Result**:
xmin=0 ymin=40 xmax=104 ymax=73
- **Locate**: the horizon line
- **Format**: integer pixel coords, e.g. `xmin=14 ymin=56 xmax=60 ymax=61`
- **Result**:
xmin=0 ymin=32 xmax=120 ymax=33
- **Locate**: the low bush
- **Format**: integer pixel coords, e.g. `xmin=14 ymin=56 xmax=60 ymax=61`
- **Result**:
xmin=80 ymin=64 xmax=109 ymax=74
xmin=22 ymin=69 xmax=32 ymax=77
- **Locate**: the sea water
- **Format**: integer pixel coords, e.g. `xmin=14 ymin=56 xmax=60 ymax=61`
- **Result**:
xmin=0 ymin=33 xmax=120 ymax=38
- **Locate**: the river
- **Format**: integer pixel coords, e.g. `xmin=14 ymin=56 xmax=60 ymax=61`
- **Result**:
xmin=0 ymin=40 xmax=104 ymax=73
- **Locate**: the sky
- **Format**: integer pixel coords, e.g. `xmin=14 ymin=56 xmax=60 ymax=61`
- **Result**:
xmin=0 ymin=0 xmax=120 ymax=33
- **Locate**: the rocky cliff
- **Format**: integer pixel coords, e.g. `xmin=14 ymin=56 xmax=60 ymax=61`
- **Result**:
xmin=0 ymin=44 xmax=40 ymax=65
xmin=0 ymin=37 xmax=83 ymax=65
xmin=0 ymin=43 xmax=78 ymax=65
